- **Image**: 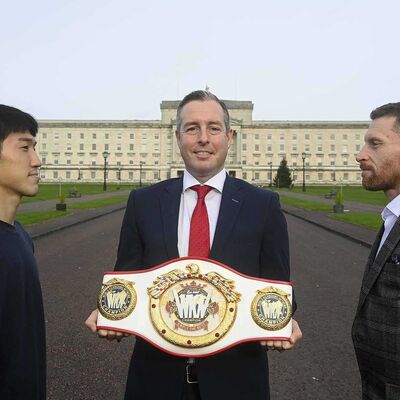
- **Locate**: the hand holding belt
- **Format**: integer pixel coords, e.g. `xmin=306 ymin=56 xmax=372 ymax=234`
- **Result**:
xmin=96 ymin=257 xmax=293 ymax=358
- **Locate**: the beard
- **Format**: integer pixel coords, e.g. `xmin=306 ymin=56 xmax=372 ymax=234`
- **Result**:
xmin=361 ymin=163 xmax=400 ymax=192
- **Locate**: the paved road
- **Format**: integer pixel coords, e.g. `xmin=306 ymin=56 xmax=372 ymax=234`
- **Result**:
xmin=34 ymin=210 xmax=366 ymax=399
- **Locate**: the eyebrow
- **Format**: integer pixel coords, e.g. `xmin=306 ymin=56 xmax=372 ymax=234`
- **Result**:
xmin=17 ymin=137 xmax=37 ymax=145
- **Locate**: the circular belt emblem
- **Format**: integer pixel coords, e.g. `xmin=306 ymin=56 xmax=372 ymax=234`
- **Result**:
xmin=251 ymin=287 xmax=292 ymax=331
xmin=148 ymin=263 xmax=241 ymax=348
xmin=98 ymin=278 xmax=137 ymax=320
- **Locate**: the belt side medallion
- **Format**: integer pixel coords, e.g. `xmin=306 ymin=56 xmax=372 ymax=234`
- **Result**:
xmin=148 ymin=263 xmax=241 ymax=348
xmin=251 ymin=287 xmax=292 ymax=331
xmin=98 ymin=278 xmax=137 ymax=320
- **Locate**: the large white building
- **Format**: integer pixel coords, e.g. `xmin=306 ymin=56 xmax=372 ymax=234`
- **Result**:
xmin=37 ymin=99 xmax=368 ymax=186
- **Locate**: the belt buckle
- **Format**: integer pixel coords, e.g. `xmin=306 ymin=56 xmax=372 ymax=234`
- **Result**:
xmin=186 ymin=363 xmax=198 ymax=384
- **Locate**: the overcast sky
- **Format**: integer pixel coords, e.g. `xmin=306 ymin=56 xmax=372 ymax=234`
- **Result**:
xmin=1 ymin=0 xmax=399 ymax=121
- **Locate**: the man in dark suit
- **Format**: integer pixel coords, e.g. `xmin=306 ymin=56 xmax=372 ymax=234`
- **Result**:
xmin=86 ymin=90 xmax=302 ymax=399
xmin=353 ymin=102 xmax=400 ymax=399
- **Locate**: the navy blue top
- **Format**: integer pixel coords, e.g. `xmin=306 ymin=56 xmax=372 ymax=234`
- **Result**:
xmin=0 ymin=220 xmax=46 ymax=399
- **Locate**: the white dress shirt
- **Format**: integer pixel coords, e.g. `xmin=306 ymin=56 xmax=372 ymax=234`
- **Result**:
xmin=177 ymin=169 xmax=227 ymax=257
xmin=377 ymin=193 xmax=400 ymax=255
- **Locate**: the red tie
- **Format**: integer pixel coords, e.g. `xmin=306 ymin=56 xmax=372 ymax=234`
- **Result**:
xmin=188 ymin=185 xmax=213 ymax=257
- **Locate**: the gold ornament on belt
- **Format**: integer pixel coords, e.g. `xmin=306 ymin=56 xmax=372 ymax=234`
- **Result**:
xmin=251 ymin=286 xmax=292 ymax=331
xmin=147 ymin=263 xmax=241 ymax=348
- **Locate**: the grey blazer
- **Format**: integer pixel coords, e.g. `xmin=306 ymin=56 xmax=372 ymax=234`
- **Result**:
xmin=352 ymin=218 xmax=400 ymax=399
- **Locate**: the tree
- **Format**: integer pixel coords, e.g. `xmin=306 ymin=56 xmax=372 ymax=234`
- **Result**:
xmin=273 ymin=158 xmax=292 ymax=188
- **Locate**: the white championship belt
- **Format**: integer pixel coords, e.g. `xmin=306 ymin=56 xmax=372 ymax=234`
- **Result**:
xmin=96 ymin=257 xmax=293 ymax=358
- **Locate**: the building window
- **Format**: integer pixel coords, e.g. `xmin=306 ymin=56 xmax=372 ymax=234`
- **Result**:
xmin=254 ymin=144 xmax=259 ymax=152
xmin=318 ymin=173 xmax=323 ymax=181
xmin=267 ymin=134 xmax=272 ymax=140
xmin=292 ymin=144 xmax=297 ymax=151
xmin=343 ymin=159 xmax=348 ymax=166
xmin=356 ymin=144 xmax=361 ymax=151
xmin=79 ymin=144 xmax=84 ymax=151
xmin=93 ymin=133 xmax=96 ymax=139
xmin=92 ymin=143 xmax=96 ymax=151
xmin=317 ymin=144 xmax=323 ymax=152
xmin=117 ymin=144 xmax=122 ymax=151
xmin=67 ymin=159 xmax=71 ymax=165
xmin=105 ymin=133 xmax=109 ymax=139
xmin=42 ymin=133 xmax=47 ymax=139
xmin=130 ymin=133 xmax=134 ymax=140
xmin=53 ymin=171 xmax=58 ymax=179
xmin=67 ymin=133 xmax=72 ymax=139
xmin=91 ymin=171 xmax=96 ymax=179
xmin=304 ymin=145 xmax=310 ymax=152
xmin=42 ymin=157 xmax=46 ymax=164
xmin=54 ymin=159 xmax=58 ymax=165
xmin=356 ymin=134 xmax=361 ymax=140
xmin=255 ymin=172 xmax=259 ymax=180
xmin=343 ymin=134 xmax=348 ymax=140
xmin=317 ymin=134 xmax=322 ymax=141
xmin=255 ymin=134 xmax=259 ymax=140
xmin=243 ymin=172 xmax=247 ymax=179
xmin=331 ymin=172 xmax=336 ymax=181
xmin=80 ymin=133 xmax=84 ymax=139
xmin=330 ymin=144 xmax=335 ymax=152
xmin=67 ymin=144 xmax=72 ymax=151
xmin=42 ymin=143 xmax=46 ymax=150
xmin=242 ymin=144 xmax=246 ymax=151
xmin=242 ymin=133 xmax=247 ymax=139
xmin=292 ymin=134 xmax=297 ymax=140
xmin=129 ymin=172 xmax=133 ymax=180
xmin=305 ymin=134 xmax=310 ymax=140
xmin=105 ymin=144 xmax=109 ymax=151
xmin=267 ymin=145 xmax=272 ymax=152
xmin=130 ymin=144 xmax=134 ymax=151
xmin=330 ymin=134 xmax=335 ymax=140
xmin=154 ymin=171 xmax=159 ymax=180
xmin=280 ymin=144 xmax=285 ymax=151
xmin=343 ymin=173 xmax=349 ymax=181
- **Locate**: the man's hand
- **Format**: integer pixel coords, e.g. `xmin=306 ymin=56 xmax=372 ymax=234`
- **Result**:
xmin=260 ymin=319 xmax=302 ymax=352
xmin=85 ymin=309 xmax=131 ymax=342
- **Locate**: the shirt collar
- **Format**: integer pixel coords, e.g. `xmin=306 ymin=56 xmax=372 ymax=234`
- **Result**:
xmin=382 ymin=193 xmax=400 ymax=221
xmin=183 ymin=169 xmax=227 ymax=193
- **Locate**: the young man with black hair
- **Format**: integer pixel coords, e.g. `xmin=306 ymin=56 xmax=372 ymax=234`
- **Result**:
xmin=0 ymin=104 xmax=45 ymax=399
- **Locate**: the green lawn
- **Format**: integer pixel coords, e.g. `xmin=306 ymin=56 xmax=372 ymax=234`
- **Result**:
xmin=16 ymin=210 xmax=71 ymax=226
xmin=68 ymin=196 xmax=128 ymax=209
xmin=278 ymin=195 xmax=332 ymax=211
xmin=281 ymin=185 xmax=386 ymax=206
xmin=328 ymin=212 xmax=382 ymax=231
xmin=22 ymin=183 xmax=134 ymax=203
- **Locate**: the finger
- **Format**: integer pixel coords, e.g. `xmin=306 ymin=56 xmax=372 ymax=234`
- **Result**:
xmin=84 ymin=310 xmax=98 ymax=333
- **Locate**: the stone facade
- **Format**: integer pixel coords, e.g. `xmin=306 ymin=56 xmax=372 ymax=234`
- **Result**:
xmin=37 ymin=99 xmax=368 ymax=186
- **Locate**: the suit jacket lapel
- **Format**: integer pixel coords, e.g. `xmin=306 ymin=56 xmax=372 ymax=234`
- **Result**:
xmin=358 ymin=218 xmax=400 ymax=309
xmin=210 ymin=176 xmax=244 ymax=259
xmin=159 ymin=178 xmax=182 ymax=259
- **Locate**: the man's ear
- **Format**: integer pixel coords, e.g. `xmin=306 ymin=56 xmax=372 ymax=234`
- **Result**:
xmin=175 ymin=130 xmax=182 ymax=149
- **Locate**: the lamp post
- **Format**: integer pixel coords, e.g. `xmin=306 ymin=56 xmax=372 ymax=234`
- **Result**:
xmin=302 ymin=152 xmax=306 ymax=192
xmin=268 ymin=162 xmax=272 ymax=187
xmin=102 ymin=151 xmax=109 ymax=191
xmin=139 ymin=161 xmax=144 ymax=187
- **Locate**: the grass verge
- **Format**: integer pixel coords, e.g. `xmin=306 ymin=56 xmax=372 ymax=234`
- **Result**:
xmin=328 ymin=212 xmax=382 ymax=231
xmin=16 ymin=211 xmax=71 ymax=226
xmin=22 ymin=183 xmax=134 ymax=203
xmin=68 ymin=196 xmax=128 ymax=210
xmin=280 ymin=185 xmax=386 ymax=206
xmin=279 ymin=195 xmax=332 ymax=211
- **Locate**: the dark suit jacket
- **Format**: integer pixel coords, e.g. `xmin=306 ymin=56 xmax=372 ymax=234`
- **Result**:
xmin=352 ymin=219 xmax=400 ymax=399
xmin=115 ymin=176 xmax=291 ymax=400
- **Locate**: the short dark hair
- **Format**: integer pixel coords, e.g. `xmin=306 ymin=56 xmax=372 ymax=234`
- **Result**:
xmin=0 ymin=104 xmax=38 ymax=145
xmin=370 ymin=102 xmax=400 ymax=132
xmin=176 ymin=90 xmax=230 ymax=132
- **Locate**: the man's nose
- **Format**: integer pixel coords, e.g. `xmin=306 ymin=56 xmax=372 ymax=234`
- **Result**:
xmin=197 ymin=127 xmax=210 ymax=142
xmin=355 ymin=145 xmax=367 ymax=163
